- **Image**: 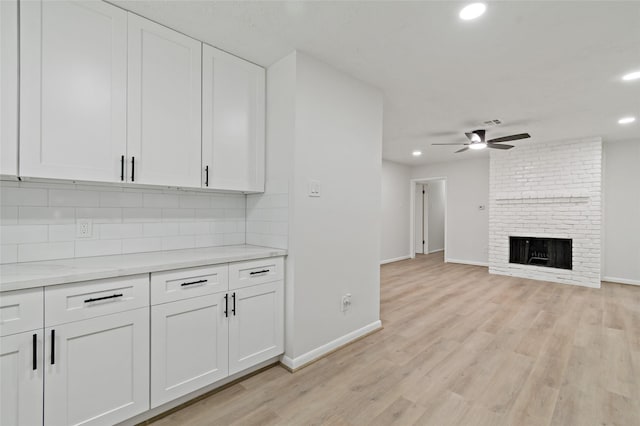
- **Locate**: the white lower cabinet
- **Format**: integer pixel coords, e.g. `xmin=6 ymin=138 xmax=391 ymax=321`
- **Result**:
xmin=151 ymin=294 xmax=228 ymax=408
xmin=44 ymin=308 xmax=149 ymax=426
xmin=229 ymin=281 xmax=284 ymax=375
xmin=0 ymin=330 xmax=44 ymax=426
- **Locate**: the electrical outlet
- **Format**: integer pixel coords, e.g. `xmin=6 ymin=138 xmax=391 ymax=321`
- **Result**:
xmin=341 ymin=293 xmax=352 ymax=312
xmin=76 ymin=219 xmax=93 ymax=238
xmin=308 ymin=180 xmax=321 ymax=197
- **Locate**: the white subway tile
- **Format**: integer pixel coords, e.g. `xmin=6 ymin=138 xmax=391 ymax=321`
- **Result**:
xmin=162 ymin=208 xmax=195 ymax=222
xmin=0 ymin=187 xmax=48 ymax=206
xmin=143 ymin=193 xmax=180 ymax=208
xmin=123 ymin=208 xmax=162 ymax=223
xmin=162 ymin=235 xmax=195 ymax=251
xmin=19 ymin=207 xmax=75 ymax=224
xmin=179 ymin=194 xmax=210 ymax=209
xmin=179 ymin=222 xmax=209 ymax=235
xmin=48 ymin=224 xmax=76 ymax=242
xmin=1 ymin=206 xmax=18 ymax=225
xmin=97 ymin=223 xmax=144 ymax=240
xmin=76 ymin=207 xmax=122 ymax=224
xmin=75 ymin=239 xmax=122 ymax=258
xmin=49 ymin=189 xmax=99 ymax=207
xmin=121 ymin=237 xmax=162 ymax=254
xmin=99 ymin=191 xmax=143 ymax=208
xmin=1 ymin=244 xmax=18 ymax=263
xmin=143 ymin=223 xmax=180 ymax=237
xmin=195 ymin=234 xmax=224 ymax=248
xmin=0 ymin=225 xmax=48 ymax=244
xmin=18 ymin=242 xmax=74 ymax=262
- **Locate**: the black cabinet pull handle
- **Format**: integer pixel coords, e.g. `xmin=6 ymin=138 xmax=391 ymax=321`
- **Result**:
xmin=50 ymin=330 xmax=55 ymax=365
xmin=205 ymin=166 xmax=209 ymax=187
xmin=131 ymin=157 xmax=135 ymax=182
xmin=181 ymin=279 xmax=207 ymax=287
xmin=33 ymin=333 xmax=37 ymax=370
xmin=120 ymin=155 xmax=125 ymax=181
xmin=84 ymin=293 xmax=123 ymax=303
xmin=250 ymin=269 xmax=270 ymax=276
xmin=224 ymin=294 xmax=228 ymax=317
xmin=232 ymin=292 xmax=236 ymax=316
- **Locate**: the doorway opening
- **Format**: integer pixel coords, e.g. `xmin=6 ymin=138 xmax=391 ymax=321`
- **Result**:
xmin=410 ymin=178 xmax=446 ymax=259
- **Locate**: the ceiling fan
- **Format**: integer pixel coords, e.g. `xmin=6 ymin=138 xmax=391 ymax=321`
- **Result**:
xmin=432 ymin=129 xmax=531 ymax=153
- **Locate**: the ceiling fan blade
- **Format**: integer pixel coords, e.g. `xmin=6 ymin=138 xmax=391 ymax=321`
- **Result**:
xmin=455 ymin=147 xmax=469 ymax=153
xmin=487 ymin=133 xmax=531 ymax=143
xmin=486 ymin=143 xmax=514 ymax=150
xmin=432 ymin=143 xmax=468 ymax=146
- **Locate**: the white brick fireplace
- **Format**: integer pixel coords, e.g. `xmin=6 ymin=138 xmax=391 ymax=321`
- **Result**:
xmin=489 ymin=138 xmax=602 ymax=288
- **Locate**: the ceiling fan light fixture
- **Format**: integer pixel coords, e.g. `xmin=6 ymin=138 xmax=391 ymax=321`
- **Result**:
xmin=469 ymin=142 xmax=487 ymax=150
xmin=618 ymin=116 xmax=636 ymax=124
xmin=459 ymin=3 xmax=487 ymax=21
xmin=622 ymin=71 xmax=640 ymax=81
xmin=470 ymin=133 xmax=482 ymax=143
xmin=412 ymin=150 xmax=422 ymax=156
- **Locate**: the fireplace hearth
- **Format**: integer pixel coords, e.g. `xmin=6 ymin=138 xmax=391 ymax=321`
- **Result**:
xmin=509 ymin=237 xmax=572 ymax=270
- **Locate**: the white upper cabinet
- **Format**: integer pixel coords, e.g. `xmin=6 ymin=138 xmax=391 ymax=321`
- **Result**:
xmin=0 ymin=0 xmax=18 ymax=177
xmin=20 ymin=0 xmax=127 ymax=182
xmin=202 ymin=45 xmax=265 ymax=192
xmin=127 ymin=14 xmax=202 ymax=188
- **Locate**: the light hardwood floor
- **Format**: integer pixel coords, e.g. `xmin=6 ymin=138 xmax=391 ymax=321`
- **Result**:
xmin=151 ymin=252 xmax=640 ymax=425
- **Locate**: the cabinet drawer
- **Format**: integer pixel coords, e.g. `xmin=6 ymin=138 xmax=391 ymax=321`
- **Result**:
xmin=45 ymin=275 xmax=149 ymax=326
xmin=229 ymin=257 xmax=284 ymax=290
xmin=0 ymin=288 xmax=44 ymax=336
xmin=151 ymin=264 xmax=228 ymax=305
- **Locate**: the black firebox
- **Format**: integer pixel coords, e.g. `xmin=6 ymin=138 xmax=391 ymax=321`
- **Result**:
xmin=509 ymin=237 xmax=572 ymax=270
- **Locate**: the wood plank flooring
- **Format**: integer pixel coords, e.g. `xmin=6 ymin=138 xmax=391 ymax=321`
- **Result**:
xmin=151 ymin=252 xmax=640 ymax=425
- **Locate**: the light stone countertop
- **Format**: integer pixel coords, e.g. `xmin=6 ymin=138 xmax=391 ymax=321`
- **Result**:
xmin=0 ymin=245 xmax=287 ymax=292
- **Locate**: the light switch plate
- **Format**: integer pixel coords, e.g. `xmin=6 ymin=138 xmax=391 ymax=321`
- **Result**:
xmin=308 ymin=180 xmax=321 ymax=197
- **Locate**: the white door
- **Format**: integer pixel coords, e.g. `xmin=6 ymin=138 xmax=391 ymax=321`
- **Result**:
xmin=127 ymin=14 xmax=202 ymax=188
xmin=20 ymin=0 xmax=127 ymax=182
xmin=414 ymin=185 xmax=427 ymax=254
xmin=150 ymin=294 xmax=229 ymax=408
xmin=44 ymin=308 xmax=149 ymax=426
xmin=0 ymin=0 xmax=18 ymax=177
xmin=0 ymin=330 xmax=44 ymax=426
xmin=202 ymin=44 xmax=265 ymax=192
xmin=228 ymin=282 xmax=283 ymax=375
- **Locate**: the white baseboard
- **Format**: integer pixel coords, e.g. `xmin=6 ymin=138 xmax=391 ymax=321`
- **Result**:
xmin=445 ymin=258 xmax=488 ymax=267
xmin=380 ymin=255 xmax=410 ymax=265
xmin=280 ymin=320 xmax=382 ymax=371
xmin=602 ymin=276 xmax=640 ymax=286
xmin=428 ymin=248 xmax=444 ymax=254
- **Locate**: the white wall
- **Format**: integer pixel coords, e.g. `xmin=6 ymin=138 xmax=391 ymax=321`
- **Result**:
xmin=266 ymin=52 xmax=383 ymax=367
xmin=412 ymin=157 xmax=489 ymax=265
xmin=427 ymin=179 xmax=445 ymax=252
xmin=381 ymin=160 xmax=411 ymax=263
xmin=603 ymin=140 xmax=640 ymax=284
xmin=0 ymin=180 xmax=245 ymax=263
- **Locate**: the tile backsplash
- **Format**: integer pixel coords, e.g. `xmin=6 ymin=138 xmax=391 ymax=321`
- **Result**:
xmin=246 ymin=179 xmax=289 ymax=250
xmin=0 ymin=180 xmax=246 ymax=263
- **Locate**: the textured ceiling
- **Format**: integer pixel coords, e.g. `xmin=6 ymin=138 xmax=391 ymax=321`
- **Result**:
xmin=113 ymin=1 xmax=640 ymax=164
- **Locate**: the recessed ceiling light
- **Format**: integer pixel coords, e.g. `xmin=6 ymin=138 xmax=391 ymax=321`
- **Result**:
xmin=622 ymin=71 xmax=640 ymax=81
xmin=459 ymin=3 xmax=487 ymax=20
xmin=618 ymin=116 xmax=636 ymax=124
xmin=412 ymin=150 xmax=422 ymax=156
xmin=469 ymin=143 xmax=487 ymax=150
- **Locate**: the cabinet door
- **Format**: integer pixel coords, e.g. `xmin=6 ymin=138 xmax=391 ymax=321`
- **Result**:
xmin=0 ymin=0 xmax=18 ymax=177
xmin=127 ymin=14 xmax=202 ymax=188
xmin=0 ymin=330 xmax=44 ymax=426
xmin=151 ymin=294 xmax=228 ymax=408
xmin=20 ymin=0 xmax=127 ymax=182
xmin=228 ymin=281 xmax=283 ymax=375
xmin=202 ymin=44 xmax=265 ymax=192
xmin=44 ymin=308 xmax=149 ymax=426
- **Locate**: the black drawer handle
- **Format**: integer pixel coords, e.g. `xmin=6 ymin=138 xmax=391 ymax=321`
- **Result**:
xmin=205 ymin=165 xmax=209 ymax=187
xmin=232 ymin=292 xmax=236 ymax=316
xmin=224 ymin=293 xmax=228 ymax=318
xmin=120 ymin=155 xmax=125 ymax=181
xmin=33 ymin=333 xmax=37 ymax=370
xmin=50 ymin=330 xmax=55 ymax=365
xmin=131 ymin=157 xmax=135 ymax=182
xmin=84 ymin=293 xmax=123 ymax=303
xmin=250 ymin=269 xmax=270 ymax=276
xmin=181 ymin=279 xmax=208 ymax=287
